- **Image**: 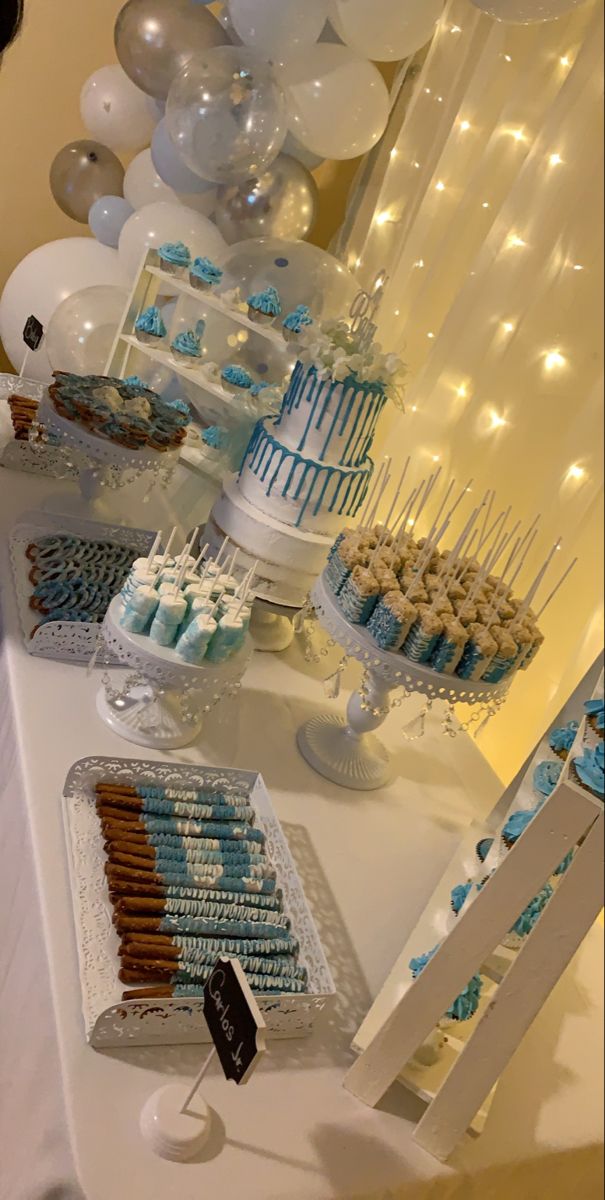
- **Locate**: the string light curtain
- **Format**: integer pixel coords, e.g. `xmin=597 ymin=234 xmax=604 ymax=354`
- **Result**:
xmin=336 ymin=0 xmax=604 ymax=779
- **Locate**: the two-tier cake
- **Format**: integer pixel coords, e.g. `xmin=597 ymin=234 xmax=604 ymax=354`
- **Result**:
xmin=205 ymin=320 xmax=403 ymax=606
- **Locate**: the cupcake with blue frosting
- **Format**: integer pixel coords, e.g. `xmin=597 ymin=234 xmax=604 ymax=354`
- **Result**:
xmin=409 ymin=944 xmax=483 ymax=1027
xmin=158 ymin=240 xmax=191 ymax=277
xmin=247 ymin=285 xmax=281 ymax=326
xmin=282 ymin=304 xmax=313 ymax=343
xmin=585 ymin=698 xmax=604 ymax=740
xmin=221 ymin=364 xmax=254 ymax=393
xmin=134 ymin=306 xmax=167 ymax=346
xmin=170 ymin=328 xmax=202 ymax=368
xmin=548 ymin=720 xmax=579 ymax=761
xmin=572 ymin=741 xmax=604 ymax=800
xmin=190 ymin=256 xmax=223 ymax=292
xmin=502 ymin=884 xmax=553 ymax=950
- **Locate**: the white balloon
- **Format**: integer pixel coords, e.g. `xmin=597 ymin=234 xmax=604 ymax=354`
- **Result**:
xmin=118 ymin=200 xmax=226 ymax=278
xmin=329 ymin=0 xmax=443 ymax=61
xmin=282 ymin=131 xmax=325 ymax=171
xmin=228 ymin=0 xmax=329 ymax=56
xmin=151 ymin=119 xmax=214 ymax=194
xmin=45 ymin=285 xmax=129 ymax=374
xmin=80 ymin=64 xmax=160 ymax=153
xmin=124 ymin=148 xmax=218 ymax=215
xmin=0 ymin=240 xmax=127 ymax=381
xmin=88 ymin=196 xmax=134 ymax=248
xmin=278 ymin=46 xmax=389 ymax=160
xmin=470 ymin=0 xmax=587 ymax=19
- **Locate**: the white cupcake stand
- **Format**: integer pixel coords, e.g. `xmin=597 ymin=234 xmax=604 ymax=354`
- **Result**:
xmin=97 ymin=597 xmax=251 ymax=749
xmin=38 ymin=393 xmax=178 ymax=521
xmin=297 ymin=576 xmax=510 ymax=791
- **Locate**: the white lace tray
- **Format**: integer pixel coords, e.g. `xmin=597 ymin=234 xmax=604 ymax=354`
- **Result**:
xmin=0 ymin=373 xmax=79 ymax=480
xmin=62 ymin=756 xmax=335 ymax=1047
xmin=9 ymin=510 xmax=156 ymax=665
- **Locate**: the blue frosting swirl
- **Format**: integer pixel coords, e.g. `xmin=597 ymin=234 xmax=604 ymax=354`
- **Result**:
xmin=510 ymin=884 xmax=553 ymax=939
xmin=162 ymin=397 xmax=190 ymax=426
xmin=451 ymin=881 xmax=474 ymax=915
xmin=549 ymin=720 xmax=579 ymax=755
xmin=553 ymin=850 xmax=574 ymax=876
xmin=122 ymin=375 xmax=147 ymax=390
xmin=502 ymin=806 xmax=539 ymax=845
xmin=283 ymin=305 xmax=313 ymax=333
xmin=585 ymin=698 xmax=605 ymax=730
xmin=250 ymin=381 xmax=270 ymax=397
xmin=190 ymin=256 xmax=223 ymax=285
xmin=159 ymin=241 xmax=191 ymax=266
xmin=247 ymin=286 xmax=281 ymax=316
xmin=135 ymin=306 xmax=166 ymax=337
xmin=222 ymin=364 xmax=253 ymax=389
xmin=533 ymin=759 xmax=563 ymax=798
xmin=202 ymin=425 xmax=228 ymax=449
xmin=171 ymin=330 xmax=201 ymax=357
xmin=573 ymin=742 xmax=604 ymax=797
xmin=409 ymin=944 xmax=483 ymax=1022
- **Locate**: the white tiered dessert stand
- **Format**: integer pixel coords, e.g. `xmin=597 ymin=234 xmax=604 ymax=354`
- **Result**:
xmin=38 ymin=393 xmax=179 ymax=521
xmin=297 ymin=576 xmax=511 ymax=791
xmin=97 ymin=597 xmax=251 ymax=749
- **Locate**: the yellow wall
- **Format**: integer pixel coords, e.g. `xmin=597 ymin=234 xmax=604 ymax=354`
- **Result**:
xmin=0 ymin=0 xmax=373 ymax=372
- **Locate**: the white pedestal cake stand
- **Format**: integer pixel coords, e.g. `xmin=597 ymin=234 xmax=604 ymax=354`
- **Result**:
xmin=38 ymin=395 xmax=178 ymax=521
xmin=250 ymin=595 xmax=301 ymax=652
xmin=98 ymin=597 xmax=251 ymax=750
xmin=297 ymin=576 xmax=510 ymax=792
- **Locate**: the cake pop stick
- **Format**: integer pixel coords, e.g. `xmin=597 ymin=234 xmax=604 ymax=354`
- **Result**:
xmin=213 ymin=535 xmax=230 ymax=569
xmin=157 ymin=526 xmax=178 ymax=574
xmin=191 ymin=541 xmax=210 ymax=574
xmin=393 ymin=483 xmax=422 ymax=549
xmin=366 ymin=458 xmax=393 ymax=529
xmin=507 ymin=527 xmax=539 ymax=595
xmin=359 ymin=457 xmax=389 ymax=528
xmin=145 ymin=530 xmax=163 ymax=572
xmin=534 ymin=556 xmax=577 ymax=620
xmin=423 ymin=477 xmax=456 ymax=550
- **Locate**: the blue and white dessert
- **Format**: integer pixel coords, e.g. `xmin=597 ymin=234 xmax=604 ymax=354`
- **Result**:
xmin=158 ymin=240 xmax=191 ymax=276
xmin=189 ymin=256 xmax=223 ymax=291
xmin=134 ymin=305 xmax=167 ymax=345
xmin=409 ymin=944 xmax=483 ymax=1024
xmin=282 ymin=305 xmax=313 ymax=342
xmin=585 ymin=698 xmax=605 ymax=736
xmin=502 ymin=806 xmax=540 ymax=848
xmin=247 ymin=285 xmax=281 ymax=326
xmin=533 ymin=759 xmax=563 ymax=799
xmin=202 ymin=425 xmax=229 ymax=450
xmin=171 ymin=330 xmax=202 ymax=367
xmin=503 ymin=884 xmax=553 ymax=950
xmin=549 ymin=720 xmax=579 ymax=760
xmin=573 ymin=742 xmax=604 ymax=799
xmin=221 ymin=364 xmax=254 ymax=392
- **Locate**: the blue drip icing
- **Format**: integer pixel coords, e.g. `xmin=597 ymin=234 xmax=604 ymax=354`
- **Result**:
xmin=241 ymin=417 xmax=373 ymax=528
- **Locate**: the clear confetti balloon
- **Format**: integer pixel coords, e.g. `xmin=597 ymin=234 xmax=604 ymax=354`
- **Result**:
xmin=220 ymin=237 xmax=359 ymax=320
xmin=45 ymin=285 xmax=129 ymax=374
xmin=215 ymin=155 xmax=318 ymax=244
xmin=166 ymin=46 xmax=287 ymax=185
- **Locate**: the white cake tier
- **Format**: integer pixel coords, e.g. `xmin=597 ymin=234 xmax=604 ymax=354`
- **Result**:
xmin=209 ymin=479 xmax=329 ymax=607
xmin=274 ymin=361 xmax=388 ymax=469
xmin=239 ymin=415 xmax=373 ymax=536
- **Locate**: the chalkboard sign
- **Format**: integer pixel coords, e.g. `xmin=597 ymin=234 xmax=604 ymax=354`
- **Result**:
xmin=203 ymin=957 xmax=266 ymax=1085
xmin=22 ymin=315 xmax=44 ymax=352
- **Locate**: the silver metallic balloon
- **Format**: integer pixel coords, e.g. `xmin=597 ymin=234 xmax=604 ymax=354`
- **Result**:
xmin=114 ymin=0 xmax=225 ymax=101
xmin=166 ymin=45 xmax=287 ymax=185
xmin=215 ymin=154 xmax=318 ymax=244
xmin=50 ymin=141 xmax=125 ymax=224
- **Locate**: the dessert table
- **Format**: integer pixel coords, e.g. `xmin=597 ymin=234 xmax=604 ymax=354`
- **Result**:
xmin=0 ymin=465 xmax=603 ymax=1200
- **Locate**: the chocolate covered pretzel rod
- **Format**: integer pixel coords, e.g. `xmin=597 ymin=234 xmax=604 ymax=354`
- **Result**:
xmin=105 ymin=844 xmax=274 ymax=881
xmin=100 ymin=816 xmax=263 ymax=857
xmin=120 ymin=967 xmax=306 ymax=993
xmin=106 ymin=875 xmax=284 ymax=910
xmin=95 ymin=782 xmax=255 ymax=823
xmin=120 ymin=943 xmax=305 ymax=981
xmin=119 ymin=930 xmax=297 ymax=955
xmin=114 ymin=912 xmax=291 ymax=941
xmin=103 ymin=830 xmax=267 ymax=867
xmin=105 ymin=850 xmax=276 ymax=893
xmin=114 ymin=895 xmax=289 ymax=928
xmin=97 ymin=805 xmax=265 ymax=843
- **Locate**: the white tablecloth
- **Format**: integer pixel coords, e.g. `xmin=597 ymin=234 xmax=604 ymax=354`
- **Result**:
xmin=0 ymin=466 xmax=602 ymax=1200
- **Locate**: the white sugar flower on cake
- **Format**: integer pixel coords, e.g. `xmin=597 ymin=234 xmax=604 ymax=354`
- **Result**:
xmin=297 ymin=319 xmax=406 ymax=408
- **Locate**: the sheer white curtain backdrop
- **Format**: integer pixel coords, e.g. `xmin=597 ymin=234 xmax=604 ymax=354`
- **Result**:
xmin=335 ymin=0 xmax=603 ymax=777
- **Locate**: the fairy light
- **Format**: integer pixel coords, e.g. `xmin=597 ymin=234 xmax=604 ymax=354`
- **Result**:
xmin=427 ymin=331 xmax=435 ymax=339
xmin=566 ymin=463 xmax=585 ymax=481
xmin=450 ymin=24 xmax=462 ymax=33
xmin=414 ymin=259 xmax=425 ymax=269
xmin=508 ymin=128 xmax=526 ymax=143
xmin=560 ymin=55 xmax=571 ymax=67
xmin=411 ymin=405 xmax=418 ymax=412
xmin=375 ymin=210 xmax=392 ymax=226
xmin=482 ymin=201 xmax=490 ymax=209
xmin=424 ymin=87 xmax=432 ymax=95
xmin=549 ymin=152 xmax=563 ymax=167
xmin=507 ymin=234 xmax=526 ymax=249
xmin=503 ymin=54 xmax=513 ymax=63
xmin=390 ymin=148 xmax=398 ymax=159
xmin=460 ymin=120 xmax=471 ymax=132
xmin=573 ymin=263 xmax=584 ymax=271
xmin=436 ymin=96 xmax=444 ymax=104
xmin=435 ymin=180 xmax=445 ymax=192
xmin=544 ymin=349 xmax=566 ymax=371
xmin=502 ymin=320 xmax=515 ymax=333
xmin=394 ymin=308 xmax=400 ymax=316
xmin=490 ymin=411 xmax=507 ymax=429
xmin=413 ymin=161 xmax=421 ymax=170
xmin=456 ymin=384 xmax=468 ymax=398
xmin=432 ymin=454 xmax=441 ymax=462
